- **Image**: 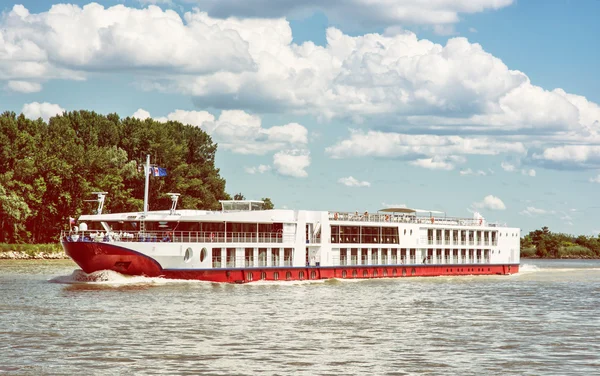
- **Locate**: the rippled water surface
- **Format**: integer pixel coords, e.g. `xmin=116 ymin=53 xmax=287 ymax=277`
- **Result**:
xmin=1 ymin=259 xmax=600 ymax=375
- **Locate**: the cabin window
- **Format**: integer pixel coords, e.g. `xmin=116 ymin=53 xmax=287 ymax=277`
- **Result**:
xmin=199 ymin=248 xmax=207 ymax=262
xmin=105 ymin=221 xmax=139 ymax=232
xmin=212 ymin=248 xmax=222 ymax=268
xmin=351 ymin=249 xmax=358 ymax=265
xmin=245 ymin=248 xmax=254 ymax=267
xmin=184 ymin=248 xmax=193 ymax=263
xmin=271 ymin=248 xmax=280 ymax=267
xmin=145 ymin=221 xmax=178 ymax=231
xmin=331 ymin=225 xmax=340 ymax=243
xmin=226 ymin=248 xmax=236 ymax=267
xmin=360 ymin=226 xmax=380 ymax=244
xmin=258 ymin=248 xmax=267 ymax=267
xmin=382 ymin=227 xmax=399 ymax=244
xmin=340 ymin=248 xmax=348 ymax=266
xmin=284 ymin=248 xmax=293 ymax=266
xmin=340 ymin=226 xmax=360 ymax=243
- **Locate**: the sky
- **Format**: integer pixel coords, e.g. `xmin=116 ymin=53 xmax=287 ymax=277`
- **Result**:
xmin=1 ymin=0 xmax=599 ymax=236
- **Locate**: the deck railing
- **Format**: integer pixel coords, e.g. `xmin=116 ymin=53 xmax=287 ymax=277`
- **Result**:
xmin=329 ymin=211 xmax=507 ymax=227
xmin=61 ymin=230 xmax=294 ymax=244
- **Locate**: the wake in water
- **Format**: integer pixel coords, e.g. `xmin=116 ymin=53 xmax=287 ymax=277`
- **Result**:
xmin=48 ymin=269 xmax=208 ymax=286
xmin=519 ymin=264 xmax=541 ymax=273
xmin=518 ymin=263 xmax=600 ymax=274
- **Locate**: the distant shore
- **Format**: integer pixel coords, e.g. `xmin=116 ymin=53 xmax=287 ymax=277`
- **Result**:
xmin=0 ymin=244 xmax=68 ymax=260
xmin=0 ymin=251 xmax=68 ymax=260
xmin=522 ymin=255 xmax=599 ymax=259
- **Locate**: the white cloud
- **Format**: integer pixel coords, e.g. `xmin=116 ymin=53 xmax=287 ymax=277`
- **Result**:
xmin=132 ymin=108 xmax=151 ymax=120
xmin=137 ymin=0 xmax=173 ymax=5
xmin=4 ymin=3 xmax=600 ymax=171
xmin=21 ymin=102 xmax=65 ymax=122
xmin=193 ymin=0 xmax=513 ymax=29
xmin=338 ymin=176 xmax=371 ymax=187
xmin=273 ymin=150 xmax=310 ymax=178
xmin=325 ymin=130 xmax=524 ymax=169
xmin=519 ymin=206 xmax=553 ymax=216
xmin=521 ymin=169 xmax=536 ymax=177
xmin=0 ymin=3 xmax=254 ymax=89
xmin=245 ymin=164 xmax=271 ymax=174
xmin=472 ymin=195 xmax=506 ymax=211
xmin=460 ymin=168 xmax=486 ymax=176
xmin=410 ymin=156 xmax=463 ymax=170
xmin=468 ymin=27 xmax=478 ymax=33
xmin=133 ymin=108 xmax=307 ymax=155
xmin=6 ymin=80 xmax=42 ymax=93
xmin=533 ymin=145 xmax=600 ymax=169
xmin=501 ymin=161 xmax=516 ymax=172
xmin=590 ymin=175 xmax=600 ymax=183
xmin=156 ymin=109 xmax=215 ymax=127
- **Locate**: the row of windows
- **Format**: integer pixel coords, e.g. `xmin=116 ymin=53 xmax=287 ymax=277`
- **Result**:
xmin=211 ymin=247 xmax=294 ymax=268
xmin=247 ymin=270 xmax=318 ymax=281
xmin=331 ymin=226 xmax=399 ymax=244
xmin=243 ymin=266 xmax=497 ymax=281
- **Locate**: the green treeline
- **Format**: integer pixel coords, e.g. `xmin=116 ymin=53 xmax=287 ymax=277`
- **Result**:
xmin=0 ymin=110 xmax=250 ymax=244
xmin=521 ymin=226 xmax=600 ymax=258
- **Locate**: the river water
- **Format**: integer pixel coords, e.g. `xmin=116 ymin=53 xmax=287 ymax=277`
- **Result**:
xmin=1 ymin=259 xmax=599 ymax=375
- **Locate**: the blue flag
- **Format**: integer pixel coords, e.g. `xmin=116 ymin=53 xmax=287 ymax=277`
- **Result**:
xmin=153 ymin=166 xmax=167 ymax=177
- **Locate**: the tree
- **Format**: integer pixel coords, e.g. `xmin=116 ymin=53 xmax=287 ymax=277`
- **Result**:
xmin=233 ymin=193 xmax=245 ymax=200
xmin=261 ymin=197 xmax=274 ymax=209
xmin=0 ymin=110 xmax=231 ymax=243
xmin=536 ymin=239 xmax=548 ymax=258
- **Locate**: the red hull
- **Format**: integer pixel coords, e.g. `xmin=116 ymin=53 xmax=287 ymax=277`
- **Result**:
xmin=62 ymin=241 xmax=519 ymax=283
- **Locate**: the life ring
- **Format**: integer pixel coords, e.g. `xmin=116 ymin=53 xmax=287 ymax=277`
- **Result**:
xmin=385 ymin=215 xmax=390 ymax=222
xmin=430 ymin=217 xmax=435 ymax=224
xmin=334 ymin=212 xmax=339 ymax=220
xmin=210 ymin=232 xmax=215 ymax=242
xmin=479 ymin=218 xmax=483 ymax=226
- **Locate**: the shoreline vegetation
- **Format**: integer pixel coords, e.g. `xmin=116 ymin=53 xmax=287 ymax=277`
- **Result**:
xmin=0 ymin=244 xmax=67 ymax=260
xmin=521 ymin=226 xmax=600 ymax=259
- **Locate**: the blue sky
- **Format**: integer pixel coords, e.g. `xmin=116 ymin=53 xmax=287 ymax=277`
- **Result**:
xmin=2 ymin=0 xmax=599 ymax=236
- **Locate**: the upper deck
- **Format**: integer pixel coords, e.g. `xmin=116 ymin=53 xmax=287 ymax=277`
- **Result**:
xmin=329 ymin=208 xmax=507 ymax=228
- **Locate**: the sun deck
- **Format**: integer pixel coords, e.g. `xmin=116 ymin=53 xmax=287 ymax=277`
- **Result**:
xmin=329 ymin=208 xmax=507 ymax=227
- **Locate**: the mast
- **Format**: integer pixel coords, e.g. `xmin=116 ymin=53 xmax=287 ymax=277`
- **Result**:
xmin=143 ymin=154 xmax=150 ymax=217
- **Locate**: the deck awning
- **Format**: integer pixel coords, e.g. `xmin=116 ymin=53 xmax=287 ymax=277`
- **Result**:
xmin=378 ymin=207 xmax=416 ymax=213
xmin=378 ymin=207 xmax=445 ymax=215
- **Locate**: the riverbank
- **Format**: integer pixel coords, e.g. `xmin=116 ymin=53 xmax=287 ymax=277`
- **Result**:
xmin=0 ymin=244 xmax=68 ymax=260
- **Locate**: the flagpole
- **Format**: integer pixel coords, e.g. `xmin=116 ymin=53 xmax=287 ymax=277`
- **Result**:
xmin=143 ymin=154 xmax=150 ymax=217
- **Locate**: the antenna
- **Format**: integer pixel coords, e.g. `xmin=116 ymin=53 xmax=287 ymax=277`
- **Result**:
xmin=143 ymin=154 xmax=150 ymax=217
xmin=84 ymin=192 xmax=108 ymax=215
xmin=167 ymin=192 xmax=180 ymax=215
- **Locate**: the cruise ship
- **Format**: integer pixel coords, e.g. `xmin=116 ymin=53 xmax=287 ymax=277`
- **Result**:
xmin=61 ymin=155 xmax=520 ymax=282
xmin=61 ymin=193 xmax=520 ymax=283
